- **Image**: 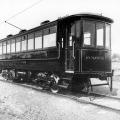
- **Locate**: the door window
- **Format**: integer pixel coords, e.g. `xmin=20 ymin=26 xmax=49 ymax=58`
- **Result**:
xmin=68 ymin=23 xmax=75 ymax=47
xmin=66 ymin=23 xmax=75 ymax=71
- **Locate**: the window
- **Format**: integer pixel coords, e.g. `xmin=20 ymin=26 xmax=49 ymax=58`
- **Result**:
xmin=0 ymin=43 xmax=2 ymax=55
xmin=3 ymin=41 xmax=6 ymax=54
xmin=7 ymin=40 xmax=11 ymax=53
xmin=43 ymin=26 xmax=57 ymax=48
xmin=96 ymin=23 xmax=104 ymax=46
xmin=11 ymin=39 xmax=15 ymax=53
xmin=43 ymin=33 xmax=56 ymax=48
xmin=16 ymin=37 xmax=21 ymax=52
xmin=28 ymin=33 xmax=34 ymax=50
xmin=21 ymin=35 xmax=27 ymax=51
xmin=83 ymin=21 xmax=95 ymax=46
xmin=35 ymin=31 xmax=42 ymax=49
xmin=105 ymin=24 xmax=111 ymax=49
xmin=84 ymin=33 xmax=91 ymax=45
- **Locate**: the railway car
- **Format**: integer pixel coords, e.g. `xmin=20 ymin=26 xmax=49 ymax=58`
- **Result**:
xmin=0 ymin=13 xmax=113 ymax=92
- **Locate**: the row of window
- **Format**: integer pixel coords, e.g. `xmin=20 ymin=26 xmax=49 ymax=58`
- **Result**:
xmin=83 ymin=21 xmax=111 ymax=48
xmin=0 ymin=26 xmax=57 ymax=55
xmin=67 ymin=20 xmax=111 ymax=49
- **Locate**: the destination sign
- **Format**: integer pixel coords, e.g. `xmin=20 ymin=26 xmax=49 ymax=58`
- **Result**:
xmin=85 ymin=56 xmax=104 ymax=60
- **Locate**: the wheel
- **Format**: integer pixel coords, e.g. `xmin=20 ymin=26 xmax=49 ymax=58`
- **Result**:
xmin=50 ymin=82 xmax=59 ymax=93
xmin=82 ymin=78 xmax=91 ymax=93
xmin=1 ymin=70 xmax=8 ymax=80
xmin=50 ymin=74 xmax=60 ymax=93
xmin=1 ymin=70 xmax=14 ymax=80
xmin=8 ymin=70 xmax=16 ymax=80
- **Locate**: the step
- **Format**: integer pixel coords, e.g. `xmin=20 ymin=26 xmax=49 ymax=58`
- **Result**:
xmin=58 ymin=84 xmax=69 ymax=89
xmin=62 ymin=77 xmax=72 ymax=81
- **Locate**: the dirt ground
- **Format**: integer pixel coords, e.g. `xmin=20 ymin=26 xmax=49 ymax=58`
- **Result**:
xmin=0 ymin=79 xmax=120 ymax=120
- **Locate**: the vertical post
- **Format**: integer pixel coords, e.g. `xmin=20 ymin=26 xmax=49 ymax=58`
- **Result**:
xmin=110 ymin=70 xmax=114 ymax=92
xmin=110 ymin=76 xmax=113 ymax=92
xmin=89 ymin=78 xmax=93 ymax=92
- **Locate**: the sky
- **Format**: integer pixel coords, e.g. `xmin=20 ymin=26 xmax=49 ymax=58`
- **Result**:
xmin=0 ymin=0 xmax=119 ymax=54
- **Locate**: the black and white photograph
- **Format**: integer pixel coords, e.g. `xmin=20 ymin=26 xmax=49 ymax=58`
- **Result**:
xmin=0 ymin=0 xmax=120 ymax=119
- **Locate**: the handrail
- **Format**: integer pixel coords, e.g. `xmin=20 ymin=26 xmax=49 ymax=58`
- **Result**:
xmin=57 ymin=42 xmax=60 ymax=59
xmin=73 ymin=41 xmax=75 ymax=59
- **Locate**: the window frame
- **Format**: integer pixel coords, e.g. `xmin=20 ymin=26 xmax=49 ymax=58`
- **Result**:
xmin=3 ymin=41 xmax=7 ymax=54
xmin=96 ymin=22 xmax=105 ymax=48
xmin=28 ymin=33 xmax=34 ymax=51
xmin=21 ymin=35 xmax=27 ymax=52
xmin=43 ymin=26 xmax=57 ymax=49
xmin=105 ymin=23 xmax=111 ymax=49
xmin=7 ymin=40 xmax=11 ymax=54
xmin=16 ymin=37 xmax=21 ymax=53
xmin=11 ymin=39 xmax=16 ymax=53
xmin=0 ymin=42 xmax=2 ymax=55
xmin=83 ymin=20 xmax=95 ymax=47
xmin=35 ymin=30 xmax=43 ymax=50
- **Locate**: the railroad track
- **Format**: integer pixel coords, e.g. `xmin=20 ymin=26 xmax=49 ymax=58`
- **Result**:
xmin=59 ymin=90 xmax=120 ymax=113
xmin=0 ymin=78 xmax=120 ymax=114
